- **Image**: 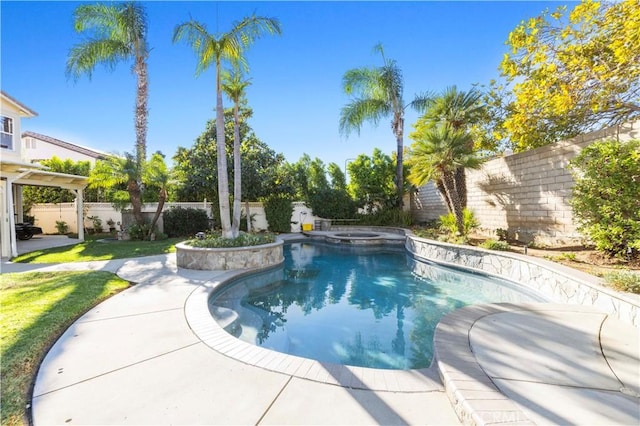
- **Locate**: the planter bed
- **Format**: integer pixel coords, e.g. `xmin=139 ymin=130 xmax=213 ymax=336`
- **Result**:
xmin=176 ymin=240 xmax=284 ymax=270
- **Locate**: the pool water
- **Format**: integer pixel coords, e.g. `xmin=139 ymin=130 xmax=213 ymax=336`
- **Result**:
xmin=209 ymin=242 xmax=545 ymax=370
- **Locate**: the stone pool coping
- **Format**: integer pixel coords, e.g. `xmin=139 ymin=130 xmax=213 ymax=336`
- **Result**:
xmin=406 ymin=235 xmax=640 ymax=327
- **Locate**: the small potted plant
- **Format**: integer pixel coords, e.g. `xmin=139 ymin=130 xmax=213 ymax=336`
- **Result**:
xmin=107 ymin=218 xmax=116 ymax=234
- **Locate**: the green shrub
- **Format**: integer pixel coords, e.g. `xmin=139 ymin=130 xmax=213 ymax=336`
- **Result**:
xmin=439 ymin=208 xmax=479 ymax=238
xmin=263 ymin=194 xmax=293 ymax=233
xmin=87 ymin=215 xmax=103 ymax=233
xmin=412 ymin=227 xmax=440 ymax=240
xmin=55 ymin=220 xmax=69 ymax=235
xmin=480 ymin=239 xmax=510 ymax=251
xmin=153 ymin=231 xmax=168 ymax=241
xmin=569 ymin=139 xmax=640 ymax=259
xmin=127 ymin=222 xmax=153 ymax=241
xmin=188 ymin=232 xmax=276 ymax=248
xmin=307 ymin=188 xmax=356 ymax=219
xmin=496 ymin=228 xmax=509 ymax=241
xmin=604 ymin=271 xmax=640 ymax=294
xmin=162 ymin=207 xmax=210 ymax=237
xmin=356 ymin=208 xmax=413 ymax=227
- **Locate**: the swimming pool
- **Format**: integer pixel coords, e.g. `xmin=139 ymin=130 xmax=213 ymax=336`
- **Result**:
xmin=209 ymin=241 xmax=546 ymax=370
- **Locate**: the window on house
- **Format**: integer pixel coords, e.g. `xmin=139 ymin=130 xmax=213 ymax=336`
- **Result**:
xmin=1 ymin=116 xmax=14 ymax=150
xmin=25 ymin=137 xmax=36 ymax=149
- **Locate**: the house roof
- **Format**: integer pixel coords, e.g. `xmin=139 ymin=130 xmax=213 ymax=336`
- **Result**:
xmin=22 ymin=131 xmax=109 ymax=160
xmin=1 ymin=91 xmax=38 ymax=117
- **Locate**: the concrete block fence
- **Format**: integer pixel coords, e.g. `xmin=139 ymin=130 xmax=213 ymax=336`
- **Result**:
xmin=411 ymin=121 xmax=639 ymax=244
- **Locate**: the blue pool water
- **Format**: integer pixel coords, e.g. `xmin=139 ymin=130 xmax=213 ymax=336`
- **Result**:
xmin=209 ymin=242 xmax=545 ymax=370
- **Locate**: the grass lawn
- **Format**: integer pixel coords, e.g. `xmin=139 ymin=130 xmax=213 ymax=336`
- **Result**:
xmin=0 ymin=271 xmax=130 ymax=426
xmin=12 ymin=236 xmax=182 ymax=263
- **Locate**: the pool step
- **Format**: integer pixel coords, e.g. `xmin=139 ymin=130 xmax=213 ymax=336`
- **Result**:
xmin=210 ymin=306 xmax=238 ymax=330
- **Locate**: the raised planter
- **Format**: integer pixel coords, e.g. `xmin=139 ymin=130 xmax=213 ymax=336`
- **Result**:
xmin=176 ymin=240 xmax=284 ymax=270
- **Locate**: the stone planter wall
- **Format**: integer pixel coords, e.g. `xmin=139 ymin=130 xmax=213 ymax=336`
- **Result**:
xmin=406 ymin=236 xmax=640 ymax=327
xmin=176 ymin=240 xmax=284 ymax=270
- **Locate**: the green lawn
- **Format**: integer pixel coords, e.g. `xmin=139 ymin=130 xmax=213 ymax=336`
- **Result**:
xmin=13 ymin=236 xmax=182 ymax=263
xmin=0 ymin=271 xmax=130 ymax=426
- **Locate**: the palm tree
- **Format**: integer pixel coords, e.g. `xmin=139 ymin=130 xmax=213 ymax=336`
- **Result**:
xmin=89 ymin=152 xmax=169 ymax=240
xmin=406 ymin=124 xmax=484 ymax=235
xmin=173 ymin=15 xmax=281 ymax=238
xmin=67 ymin=1 xmax=149 ymax=225
xmin=222 ymin=69 xmax=251 ymax=236
xmin=339 ymin=44 xmax=430 ymax=207
xmin=418 ymin=86 xmax=485 ymax=208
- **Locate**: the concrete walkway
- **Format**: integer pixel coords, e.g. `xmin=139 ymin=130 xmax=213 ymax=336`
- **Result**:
xmin=3 ymin=252 xmax=639 ymax=425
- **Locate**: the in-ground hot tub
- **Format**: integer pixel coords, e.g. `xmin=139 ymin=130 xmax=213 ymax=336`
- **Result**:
xmin=333 ymin=232 xmax=381 ymax=238
xmin=304 ymin=228 xmax=407 ymax=246
xmin=325 ymin=231 xmax=401 ymax=245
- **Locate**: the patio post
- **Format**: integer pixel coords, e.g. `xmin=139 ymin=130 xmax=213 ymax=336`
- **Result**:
xmin=75 ymin=189 xmax=84 ymax=241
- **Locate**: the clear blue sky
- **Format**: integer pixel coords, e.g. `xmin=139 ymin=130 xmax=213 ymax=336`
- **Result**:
xmin=2 ymin=1 xmax=558 ymax=169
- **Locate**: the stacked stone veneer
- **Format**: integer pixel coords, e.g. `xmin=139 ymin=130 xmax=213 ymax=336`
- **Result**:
xmin=406 ymin=237 xmax=639 ymax=327
xmin=176 ymin=240 xmax=283 ymax=270
xmin=411 ymin=121 xmax=639 ymax=244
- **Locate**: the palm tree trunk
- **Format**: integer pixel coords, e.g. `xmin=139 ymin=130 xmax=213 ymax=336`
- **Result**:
xmin=215 ymin=60 xmax=232 ymax=238
xmin=394 ymin=116 xmax=405 ymax=208
xmin=442 ymin=171 xmax=464 ymax=235
xmin=245 ymin=199 xmax=252 ymax=233
xmin=454 ymin=167 xmax=467 ymax=209
xmin=131 ymin=40 xmax=148 ymax=226
xmin=127 ymin=179 xmax=144 ymax=225
xmin=134 ymin=50 xmax=148 ymax=170
xmin=231 ymin=102 xmax=242 ymax=237
xmin=148 ymin=188 xmax=166 ymax=240
xmin=435 ymin=179 xmax=453 ymax=212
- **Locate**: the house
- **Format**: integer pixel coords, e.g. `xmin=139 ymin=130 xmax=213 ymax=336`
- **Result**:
xmin=0 ymin=91 xmax=88 ymax=258
xmin=22 ymin=131 xmax=109 ymax=164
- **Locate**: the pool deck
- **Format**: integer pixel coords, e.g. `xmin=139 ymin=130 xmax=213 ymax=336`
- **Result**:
xmin=2 ymin=238 xmax=639 ymax=425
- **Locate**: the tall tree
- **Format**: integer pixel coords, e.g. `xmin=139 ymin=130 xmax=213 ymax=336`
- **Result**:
xmin=288 ymin=154 xmax=330 ymax=200
xmin=241 ymin=138 xmax=289 ymax=232
xmin=222 ymin=68 xmax=251 ymax=235
xmin=173 ymin=14 xmax=281 ymax=238
xmin=496 ymin=0 xmax=640 ymax=151
xmin=346 ymin=148 xmax=397 ymax=212
xmin=406 ymin=124 xmax=484 ymax=235
xmin=67 ymin=1 xmax=149 ymax=225
xmin=340 ymin=44 xmax=430 ymax=207
xmin=327 ymin=163 xmax=347 ymax=191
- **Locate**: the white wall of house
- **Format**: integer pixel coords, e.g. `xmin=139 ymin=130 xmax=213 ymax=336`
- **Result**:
xmin=1 ymin=98 xmax=26 ymax=162
xmin=30 ymin=201 xmax=320 ymax=235
xmin=1 ymin=92 xmax=37 ymax=257
xmin=21 ymin=134 xmax=105 ymax=164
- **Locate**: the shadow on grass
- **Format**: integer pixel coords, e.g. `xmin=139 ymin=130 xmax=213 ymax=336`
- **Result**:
xmin=0 ymin=271 xmax=130 ymax=426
